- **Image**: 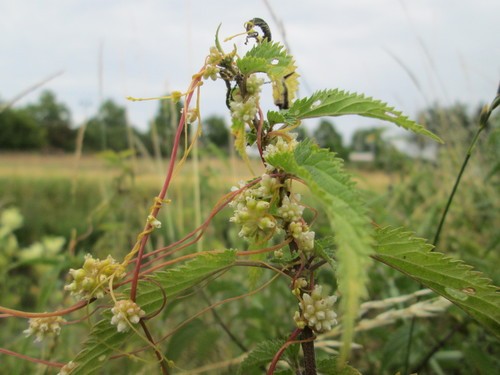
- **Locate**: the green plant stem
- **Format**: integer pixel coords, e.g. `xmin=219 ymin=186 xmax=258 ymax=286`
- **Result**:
xmin=404 ymin=126 xmax=484 ymax=375
xmin=404 ymin=94 xmax=498 ymax=374
xmin=432 ymin=125 xmax=485 ymax=248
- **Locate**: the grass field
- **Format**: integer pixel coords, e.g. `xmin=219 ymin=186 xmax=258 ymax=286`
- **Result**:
xmin=1 ymin=151 xmax=498 ymax=374
xmin=0 ymin=152 xmax=393 ymax=190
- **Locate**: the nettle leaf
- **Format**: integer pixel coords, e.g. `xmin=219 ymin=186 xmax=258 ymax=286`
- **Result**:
xmin=136 ymin=250 xmax=237 ymax=314
xmin=266 ymin=140 xmax=373 ymax=364
xmin=237 ymin=40 xmax=293 ymax=77
xmin=317 ymin=357 xmax=362 ymax=375
xmin=70 ymin=317 xmax=133 ymax=375
xmin=286 ymin=89 xmax=443 ymax=143
xmin=267 ymin=110 xmax=286 ymax=126
xmin=237 ymin=338 xmax=299 ymax=375
xmin=315 ymin=236 xmax=338 ymax=270
xmin=237 ymin=40 xmax=299 ymax=108
xmin=69 ymin=251 xmax=236 ymax=374
xmin=373 ymin=226 xmax=500 ymax=337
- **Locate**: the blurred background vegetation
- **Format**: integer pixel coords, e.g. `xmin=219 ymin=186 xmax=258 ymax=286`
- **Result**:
xmin=0 ymin=89 xmax=499 ymax=374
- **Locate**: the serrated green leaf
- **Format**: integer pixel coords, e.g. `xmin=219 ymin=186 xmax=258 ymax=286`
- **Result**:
xmin=267 ymin=110 xmax=286 ymax=126
xmin=70 ymin=318 xmax=133 ymax=375
xmin=237 ymin=41 xmax=299 ymax=108
xmin=373 ymin=226 xmax=500 ymax=337
xmin=317 ymin=357 xmax=362 ymax=374
xmin=266 ymin=140 xmax=373 ymax=365
xmin=286 ymin=89 xmax=443 ymax=143
xmin=315 ymin=236 xmax=337 ymax=270
xmin=69 ymin=251 xmax=236 ymax=374
xmin=136 ymin=250 xmax=237 ymax=314
xmin=237 ymin=338 xmax=299 ymax=375
xmin=237 ymin=40 xmax=293 ymax=77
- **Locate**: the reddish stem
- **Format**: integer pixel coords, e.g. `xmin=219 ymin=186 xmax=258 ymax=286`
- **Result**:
xmin=130 ymin=71 xmax=203 ymax=302
xmin=0 ymin=299 xmax=92 ymax=319
xmin=0 ymin=347 xmax=64 ymax=368
xmin=267 ymin=328 xmax=302 ymax=375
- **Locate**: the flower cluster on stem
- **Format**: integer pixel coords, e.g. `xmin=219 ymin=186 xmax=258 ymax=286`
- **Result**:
xmin=24 ymin=316 xmax=65 ymax=342
xmin=110 ymin=299 xmax=146 ymax=333
xmin=64 ymin=254 xmax=125 ymax=300
xmin=294 ymin=285 xmax=337 ymax=333
xmin=229 ymin=74 xmax=264 ymax=125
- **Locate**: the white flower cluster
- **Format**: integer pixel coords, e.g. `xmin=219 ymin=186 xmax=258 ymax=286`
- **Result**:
xmin=288 ymin=221 xmax=315 ymax=253
xmin=262 ymin=133 xmax=299 ymax=161
xmin=110 ymin=299 xmax=146 ymax=333
xmin=24 ymin=316 xmax=66 ymax=342
xmin=293 ymin=285 xmax=337 ymax=333
xmin=229 ymin=174 xmax=279 ymax=240
xmin=230 ymin=75 xmax=264 ymax=124
xmin=202 ymin=46 xmax=223 ymax=81
xmin=229 ymin=174 xmax=316 ymax=254
xmin=277 ymin=194 xmax=304 ymax=222
xmin=230 ymin=97 xmax=259 ymax=123
xmin=64 ymin=254 xmax=125 ymax=300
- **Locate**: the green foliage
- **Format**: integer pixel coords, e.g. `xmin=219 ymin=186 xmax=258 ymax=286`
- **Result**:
xmin=70 ymin=318 xmax=134 ymax=375
xmin=202 ymin=114 xmax=230 ymax=151
xmin=237 ymin=40 xmax=293 ymax=77
xmin=350 ymin=127 xmax=408 ymax=170
xmin=237 ymin=338 xmax=299 ymax=374
xmin=0 ymin=107 xmax=46 ymax=149
xmin=312 ymin=119 xmax=349 ymax=160
xmin=136 ymin=251 xmax=237 ymax=314
xmin=147 ymin=96 xmax=184 ymax=156
xmin=373 ymin=226 xmax=500 ymax=337
xmin=84 ymin=99 xmax=131 ymax=151
xmin=286 ymin=89 xmax=443 ymax=143
xmin=1 ymin=18 xmax=497 ymax=375
xmin=68 ymin=251 xmax=236 ymax=375
xmin=23 ymin=90 xmax=75 ymax=151
xmin=316 ymin=357 xmax=362 ymax=374
xmin=266 ymin=139 xmax=373 ymax=361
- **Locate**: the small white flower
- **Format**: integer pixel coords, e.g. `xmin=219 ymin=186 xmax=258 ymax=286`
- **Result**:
xmin=297 ymin=230 xmax=315 ymax=252
xmin=295 ymin=285 xmax=337 ymax=333
xmin=65 ymin=254 xmax=125 ymax=300
xmin=57 ymin=361 xmax=77 ymax=375
xmin=263 ymin=134 xmax=298 ymax=160
xmin=230 ymin=96 xmax=258 ymax=123
xmin=278 ymin=194 xmax=304 ymax=222
xmin=24 ymin=316 xmax=66 ymax=342
xmin=147 ymin=215 xmax=162 ymax=229
xmin=110 ymin=300 xmax=146 ymax=333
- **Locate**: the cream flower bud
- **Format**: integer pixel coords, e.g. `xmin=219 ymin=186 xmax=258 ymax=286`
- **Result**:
xmin=111 ymin=300 xmax=146 ymax=333
xmin=147 ymin=215 xmax=162 ymax=229
xmin=278 ymin=195 xmax=304 ymax=222
xmin=57 ymin=361 xmax=77 ymax=375
xmin=24 ymin=316 xmax=66 ymax=342
xmin=295 ymin=285 xmax=337 ymax=333
xmin=65 ymin=254 xmax=125 ymax=300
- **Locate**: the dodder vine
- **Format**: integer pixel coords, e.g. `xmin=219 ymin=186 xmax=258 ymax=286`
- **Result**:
xmin=1 ymin=18 xmax=498 ymax=375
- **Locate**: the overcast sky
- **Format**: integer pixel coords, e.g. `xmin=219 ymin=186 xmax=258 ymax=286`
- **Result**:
xmin=1 ymin=0 xmax=499 ymax=142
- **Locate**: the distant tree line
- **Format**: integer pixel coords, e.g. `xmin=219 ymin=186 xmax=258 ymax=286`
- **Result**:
xmin=1 ymin=90 xmax=495 ymax=169
xmin=0 ymin=90 xmax=231 ymax=156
